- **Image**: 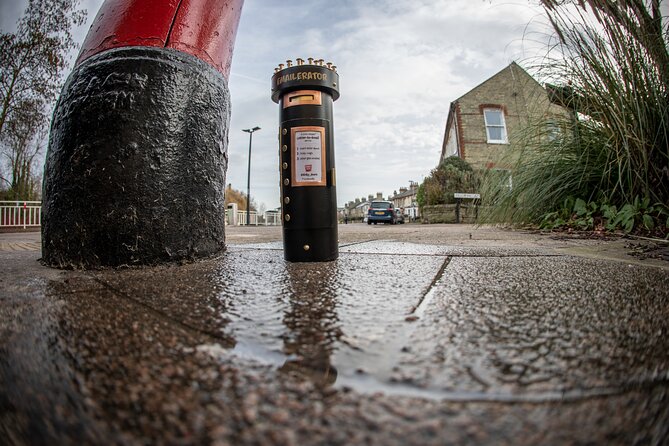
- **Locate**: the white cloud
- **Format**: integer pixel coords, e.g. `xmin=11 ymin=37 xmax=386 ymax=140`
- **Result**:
xmin=3 ymin=0 xmax=551 ymax=209
xmin=227 ymin=0 xmax=547 ymax=208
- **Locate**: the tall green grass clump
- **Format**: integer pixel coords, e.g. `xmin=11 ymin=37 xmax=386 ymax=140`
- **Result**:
xmin=481 ymin=0 xmax=669 ymax=233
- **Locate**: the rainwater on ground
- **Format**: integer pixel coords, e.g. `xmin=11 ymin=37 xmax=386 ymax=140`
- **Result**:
xmin=2 ymin=232 xmax=669 ymax=444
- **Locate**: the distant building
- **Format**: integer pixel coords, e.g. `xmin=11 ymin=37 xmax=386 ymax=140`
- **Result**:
xmin=264 ymin=208 xmax=281 ymax=226
xmin=441 ymin=62 xmax=567 ymax=173
xmin=344 ymin=192 xmax=385 ymax=222
xmin=390 ymin=182 xmax=419 ymax=220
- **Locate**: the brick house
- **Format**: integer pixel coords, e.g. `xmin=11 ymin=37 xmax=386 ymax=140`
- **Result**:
xmin=390 ymin=182 xmax=419 ymax=220
xmin=441 ymin=62 xmax=567 ymax=172
xmin=344 ymin=193 xmax=385 ymax=222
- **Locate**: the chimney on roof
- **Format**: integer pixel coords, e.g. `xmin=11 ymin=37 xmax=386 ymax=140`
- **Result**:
xmin=376 ymin=192 xmax=383 ymax=200
xmin=400 ymin=187 xmax=407 ymax=193
xmin=368 ymin=195 xmax=374 ymax=202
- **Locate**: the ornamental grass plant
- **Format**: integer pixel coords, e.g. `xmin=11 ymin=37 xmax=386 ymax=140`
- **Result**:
xmin=480 ymin=0 xmax=669 ymax=233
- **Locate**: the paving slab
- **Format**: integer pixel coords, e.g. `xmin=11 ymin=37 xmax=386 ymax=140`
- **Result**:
xmin=1 ymin=226 xmax=668 ymax=445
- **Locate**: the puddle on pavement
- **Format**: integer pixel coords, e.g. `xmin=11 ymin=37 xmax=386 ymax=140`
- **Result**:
xmin=24 ymin=241 xmax=669 ymax=405
xmin=214 ymin=247 xmax=447 ymax=392
xmin=6 ymin=240 xmax=669 ymax=446
xmin=188 ymin=245 xmax=669 ymax=402
xmin=78 ymin=243 xmax=450 ymax=398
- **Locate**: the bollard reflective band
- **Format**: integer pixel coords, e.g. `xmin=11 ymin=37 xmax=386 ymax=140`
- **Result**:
xmin=272 ymin=60 xmax=340 ymax=262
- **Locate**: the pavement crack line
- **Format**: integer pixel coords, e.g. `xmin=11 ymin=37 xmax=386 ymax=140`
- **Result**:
xmin=90 ymin=276 xmax=235 ymax=347
xmin=410 ymin=256 xmax=451 ymax=316
xmin=338 ymin=239 xmax=376 ymax=248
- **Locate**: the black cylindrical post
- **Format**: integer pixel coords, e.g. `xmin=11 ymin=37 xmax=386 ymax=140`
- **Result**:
xmin=271 ymin=59 xmax=340 ymax=262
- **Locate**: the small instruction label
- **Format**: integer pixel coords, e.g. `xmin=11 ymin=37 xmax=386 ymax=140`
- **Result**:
xmin=453 ymin=193 xmax=480 ymax=199
xmin=292 ymin=127 xmax=326 ymax=186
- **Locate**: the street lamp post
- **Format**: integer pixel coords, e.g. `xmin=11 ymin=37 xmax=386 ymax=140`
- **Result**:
xmin=242 ymin=126 xmax=261 ymax=226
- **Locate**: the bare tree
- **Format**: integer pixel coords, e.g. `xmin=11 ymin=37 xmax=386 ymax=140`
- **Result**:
xmin=0 ymin=0 xmax=86 ymax=199
xmin=225 ymin=184 xmax=257 ymax=211
xmin=1 ymin=98 xmax=47 ymax=199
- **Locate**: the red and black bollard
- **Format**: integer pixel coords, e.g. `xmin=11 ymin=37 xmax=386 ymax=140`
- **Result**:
xmin=42 ymin=0 xmax=244 ymax=268
xmin=271 ymin=58 xmax=340 ymax=262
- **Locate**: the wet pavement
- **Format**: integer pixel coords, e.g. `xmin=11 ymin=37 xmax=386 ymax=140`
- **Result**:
xmin=2 ymin=225 xmax=669 ymax=445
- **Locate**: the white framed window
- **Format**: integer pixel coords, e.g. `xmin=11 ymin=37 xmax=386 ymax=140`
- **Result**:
xmin=490 ymin=168 xmax=513 ymax=190
xmin=546 ymin=119 xmax=561 ymax=141
xmin=483 ymin=108 xmax=508 ymax=144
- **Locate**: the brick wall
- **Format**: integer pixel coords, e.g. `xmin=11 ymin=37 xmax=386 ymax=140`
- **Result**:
xmin=421 ymin=204 xmax=478 ymax=224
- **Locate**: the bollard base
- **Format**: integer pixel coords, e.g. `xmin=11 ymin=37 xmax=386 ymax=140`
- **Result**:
xmin=283 ymin=228 xmax=338 ymax=262
xmin=42 ymin=47 xmax=230 ymax=268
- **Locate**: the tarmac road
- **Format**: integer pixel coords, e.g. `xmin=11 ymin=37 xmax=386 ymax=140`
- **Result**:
xmin=1 ymin=225 xmax=668 ymax=445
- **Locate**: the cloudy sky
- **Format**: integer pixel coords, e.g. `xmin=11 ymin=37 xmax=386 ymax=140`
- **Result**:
xmin=1 ymin=0 xmax=552 ymax=210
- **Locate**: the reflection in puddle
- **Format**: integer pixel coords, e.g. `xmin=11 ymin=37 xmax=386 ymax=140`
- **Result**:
xmin=203 ymin=256 xmax=345 ymax=388
xmin=211 ymin=250 xmax=448 ymax=395
xmin=197 ymin=340 xmax=298 ymax=367
xmin=279 ymin=262 xmax=341 ymax=386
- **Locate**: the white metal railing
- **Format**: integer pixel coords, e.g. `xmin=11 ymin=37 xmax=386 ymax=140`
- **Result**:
xmin=226 ymin=210 xmax=260 ymax=226
xmin=263 ymin=211 xmax=281 ymax=226
xmin=0 ymin=201 xmax=277 ymax=228
xmin=225 ymin=209 xmax=282 ymax=226
xmin=237 ymin=211 xmax=258 ymax=226
xmin=0 ymin=201 xmax=42 ymax=228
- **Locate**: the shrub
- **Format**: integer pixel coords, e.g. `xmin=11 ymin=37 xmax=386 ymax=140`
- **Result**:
xmin=417 ymin=157 xmax=480 ymax=207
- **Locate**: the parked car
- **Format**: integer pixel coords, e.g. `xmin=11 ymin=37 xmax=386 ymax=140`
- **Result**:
xmin=367 ymin=201 xmax=396 ymax=225
xmin=394 ymin=209 xmax=405 ymax=224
